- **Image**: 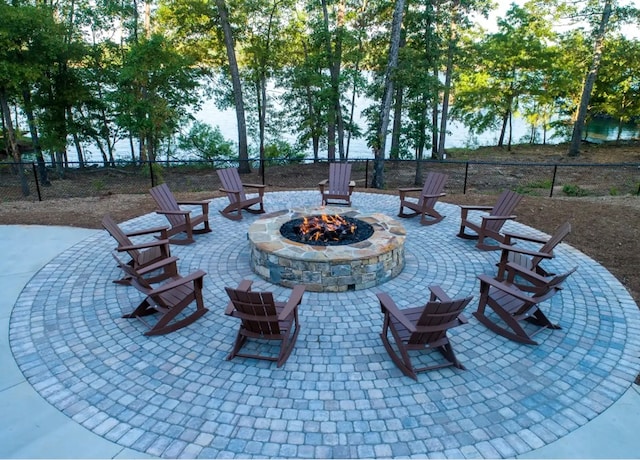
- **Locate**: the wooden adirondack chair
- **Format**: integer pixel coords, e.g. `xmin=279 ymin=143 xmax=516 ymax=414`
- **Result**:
xmin=397 ymin=172 xmax=448 ymax=225
xmin=319 ymin=163 xmax=355 ymax=206
xmin=377 ymin=286 xmax=473 ymax=380
xmin=457 ymin=190 xmax=523 ymax=250
xmin=149 ymin=183 xmax=212 ymax=245
xmin=102 ymin=214 xmax=173 ymax=285
xmin=113 ymin=252 xmax=208 ymax=336
xmin=225 ymin=280 xmax=304 ymax=367
xmin=217 ymin=167 xmax=266 ymax=221
xmin=474 ymin=262 xmax=577 ymax=345
xmin=497 ymin=221 xmax=572 ymax=280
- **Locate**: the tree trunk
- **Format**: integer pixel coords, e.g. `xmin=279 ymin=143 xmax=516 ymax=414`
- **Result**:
xmin=321 ymin=0 xmax=339 ymax=162
xmin=0 ymin=87 xmax=30 ymax=196
xmin=389 ymin=85 xmax=403 ymax=160
xmin=437 ymin=10 xmax=457 ymax=159
xmin=371 ymin=0 xmax=405 ymax=189
xmin=568 ymin=0 xmax=612 ymax=157
xmin=22 ymin=88 xmax=51 ymax=186
xmin=67 ymin=106 xmax=85 ymax=167
xmin=216 ymin=0 xmax=250 ymax=172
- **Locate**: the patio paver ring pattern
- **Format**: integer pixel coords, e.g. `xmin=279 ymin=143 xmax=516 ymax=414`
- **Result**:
xmin=9 ymin=191 xmax=640 ymax=459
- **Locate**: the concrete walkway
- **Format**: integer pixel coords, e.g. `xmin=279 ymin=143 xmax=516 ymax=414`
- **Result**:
xmin=1 ymin=191 xmax=639 ymax=458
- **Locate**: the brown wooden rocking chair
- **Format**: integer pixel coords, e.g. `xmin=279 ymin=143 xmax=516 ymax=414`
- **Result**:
xmin=217 ymin=167 xmax=266 ymax=220
xmin=225 ymin=280 xmax=304 ymax=367
xmin=102 ymin=214 xmax=173 ymax=285
xmin=377 ymin=286 xmax=473 ymax=380
xmin=457 ymin=189 xmax=523 ymax=250
xmin=113 ymin=253 xmax=208 ymax=336
xmin=398 ymin=172 xmax=448 ymax=225
xmin=319 ymin=162 xmax=355 ymax=206
xmin=474 ymin=262 xmax=577 ymax=345
xmin=149 ymin=183 xmax=212 ymax=244
xmin=497 ymin=221 xmax=572 ymax=280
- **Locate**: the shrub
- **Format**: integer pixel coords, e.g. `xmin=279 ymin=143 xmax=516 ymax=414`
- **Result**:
xmin=562 ymin=184 xmax=589 ymax=196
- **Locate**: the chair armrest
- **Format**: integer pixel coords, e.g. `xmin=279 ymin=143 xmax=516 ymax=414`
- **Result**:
xmin=318 ymin=179 xmax=329 ymax=186
xmin=135 ymin=256 xmax=180 ymax=276
xmin=459 ymin=204 xmax=493 ymax=211
xmin=398 ymin=187 xmax=422 ymax=193
xmin=242 ymin=183 xmax=266 ymax=189
xmin=428 ymin=285 xmax=452 ymax=302
xmin=377 ymin=293 xmax=415 ymax=332
xmin=150 ymin=269 xmax=206 ymax=295
xmin=477 ymin=274 xmax=531 ymax=302
xmin=504 ymin=262 xmax=550 ymax=286
xmin=176 ymin=200 xmax=211 ymax=206
xmin=498 ymin=244 xmax=553 ymax=259
xmin=219 ymin=188 xmax=241 ymax=194
xmin=422 ymin=192 xmax=446 ymax=199
xmin=279 ymin=285 xmax=306 ymax=319
xmin=125 ymin=226 xmax=169 ymax=238
xmin=156 ymin=209 xmax=190 ymax=216
xmin=502 ymin=229 xmax=548 ymax=245
xmin=117 ymin=239 xmax=171 ymax=252
xmin=481 ymin=214 xmax=517 ymax=221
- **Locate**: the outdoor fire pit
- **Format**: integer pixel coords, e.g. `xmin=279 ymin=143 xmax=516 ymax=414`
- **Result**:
xmin=280 ymin=214 xmax=374 ymax=246
xmin=247 ymin=206 xmax=406 ymax=292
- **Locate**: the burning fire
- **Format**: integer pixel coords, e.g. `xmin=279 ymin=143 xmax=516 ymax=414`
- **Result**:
xmin=296 ymin=214 xmax=357 ymax=242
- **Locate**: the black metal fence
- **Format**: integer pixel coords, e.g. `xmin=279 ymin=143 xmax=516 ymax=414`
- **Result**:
xmin=1 ymin=158 xmax=639 ymax=202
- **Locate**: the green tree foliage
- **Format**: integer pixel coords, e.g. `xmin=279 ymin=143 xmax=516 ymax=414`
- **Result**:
xmin=590 ymin=35 xmax=640 ymax=139
xmin=113 ymin=34 xmax=203 ymax=161
xmin=452 ymin=4 xmax=558 ymax=150
xmin=178 ymin=121 xmax=234 ymax=160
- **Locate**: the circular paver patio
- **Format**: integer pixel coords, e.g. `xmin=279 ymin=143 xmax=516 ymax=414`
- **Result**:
xmin=9 ymin=191 xmax=640 ymax=458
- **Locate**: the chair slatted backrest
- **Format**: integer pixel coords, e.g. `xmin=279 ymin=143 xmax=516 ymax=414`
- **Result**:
xmin=532 ymin=221 xmax=572 ymax=268
xmin=486 ymin=190 xmax=523 ymax=233
xmin=102 ymin=215 xmax=140 ymax=260
xmin=217 ymin=168 xmax=246 ymax=203
xmin=328 ymin=163 xmax=352 ymax=195
xmin=225 ymin=287 xmax=281 ymax=336
xmin=150 ymin=183 xmax=184 ymax=228
xmin=410 ymin=296 xmax=472 ymax=345
xmin=529 ymin=266 xmax=577 ymax=303
xmin=420 ymin=172 xmax=448 ymax=207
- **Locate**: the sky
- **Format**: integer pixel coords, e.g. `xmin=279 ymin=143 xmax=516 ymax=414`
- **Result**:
xmin=481 ymin=0 xmax=639 ymax=39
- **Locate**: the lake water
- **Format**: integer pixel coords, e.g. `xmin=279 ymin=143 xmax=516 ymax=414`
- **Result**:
xmin=193 ymin=97 xmax=639 ymax=160
xmin=85 ymin=96 xmax=639 ymax=162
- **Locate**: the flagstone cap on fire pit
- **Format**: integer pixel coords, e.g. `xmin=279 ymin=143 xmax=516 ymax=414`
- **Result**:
xmin=247 ymin=206 xmax=406 ymax=292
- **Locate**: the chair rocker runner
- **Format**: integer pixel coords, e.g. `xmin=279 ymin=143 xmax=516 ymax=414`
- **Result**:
xmin=457 ymin=190 xmax=523 ymax=250
xmin=496 ymin=221 xmax=571 ymax=280
xmin=150 ymin=183 xmax=212 ymax=245
xmin=102 ymin=214 xmax=173 ymax=285
xmin=225 ymin=280 xmax=304 ymax=367
xmin=319 ymin=162 xmax=355 ymax=206
xmin=377 ymin=286 xmax=473 ymax=380
xmin=398 ymin=172 xmax=448 ymax=225
xmin=474 ymin=262 xmax=577 ymax=345
xmin=113 ymin=253 xmax=208 ymax=336
xmin=217 ymin=167 xmax=266 ymax=221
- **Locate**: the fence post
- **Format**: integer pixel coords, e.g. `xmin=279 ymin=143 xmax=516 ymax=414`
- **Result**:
xmin=32 ymin=163 xmax=42 ymax=202
xmin=463 ymin=162 xmax=469 ymax=194
xmin=365 ymin=159 xmax=369 ymax=189
xmin=550 ymin=165 xmax=558 ymax=198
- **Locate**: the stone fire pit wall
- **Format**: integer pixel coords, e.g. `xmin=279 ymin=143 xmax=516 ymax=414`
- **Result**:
xmin=247 ymin=206 xmax=406 ymax=292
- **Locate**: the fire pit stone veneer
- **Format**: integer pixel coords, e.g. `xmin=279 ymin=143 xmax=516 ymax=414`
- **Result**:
xmin=247 ymin=206 xmax=406 ymax=292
